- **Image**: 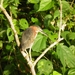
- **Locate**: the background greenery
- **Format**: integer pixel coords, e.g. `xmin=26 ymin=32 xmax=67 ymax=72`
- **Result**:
xmin=0 ymin=0 xmax=75 ymax=75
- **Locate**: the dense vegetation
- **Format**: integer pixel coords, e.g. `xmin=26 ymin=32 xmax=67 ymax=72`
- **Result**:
xmin=0 ymin=0 xmax=75 ymax=75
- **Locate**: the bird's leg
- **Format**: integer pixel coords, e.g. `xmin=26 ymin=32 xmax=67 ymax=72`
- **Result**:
xmin=24 ymin=49 xmax=28 ymax=54
xmin=29 ymin=47 xmax=32 ymax=61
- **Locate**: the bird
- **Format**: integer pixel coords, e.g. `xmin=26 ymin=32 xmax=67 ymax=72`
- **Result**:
xmin=20 ymin=25 xmax=47 ymax=60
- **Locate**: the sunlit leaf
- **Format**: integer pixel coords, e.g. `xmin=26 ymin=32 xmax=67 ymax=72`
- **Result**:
xmin=53 ymin=71 xmax=62 ymax=75
xmin=31 ymin=17 xmax=39 ymax=23
xmin=19 ymin=19 xmax=29 ymax=30
xmin=7 ymin=28 xmax=14 ymax=42
xmin=54 ymin=10 xmax=60 ymax=19
xmin=68 ymin=68 xmax=75 ymax=75
xmin=57 ymin=43 xmax=75 ymax=68
xmin=38 ymin=0 xmax=54 ymax=11
xmin=62 ymin=1 xmax=71 ymax=13
xmin=0 ymin=41 xmax=3 ymax=49
xmin=67 ymin=32 xmax=75 ymax=40
xmin=28 ymin=0 xmax=39 ymax=3
xmin=32 ymin=34 xmax=47 ymax=52
xmin=37 ymin=59 xmax=53 ymax=75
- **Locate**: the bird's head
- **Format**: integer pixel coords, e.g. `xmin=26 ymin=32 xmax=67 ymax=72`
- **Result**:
xmin=30 ymin=25 xmax=47 ymax=36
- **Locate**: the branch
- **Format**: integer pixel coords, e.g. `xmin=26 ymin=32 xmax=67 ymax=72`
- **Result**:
xmin=71 ymin=0 xmax=74 ymax=7
xmin=21 ymin=51 xmax=36 ymax=75
xmin=0 ymin=5 xmax=20 ymax=47
xmin=34 ymin=38 xmax=64 ymax=66
xmin=58 ymin=0 xmax=62 ymax=39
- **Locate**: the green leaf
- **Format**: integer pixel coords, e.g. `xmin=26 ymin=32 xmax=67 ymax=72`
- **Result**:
xmin=57 ymin=43 xmax=75 ymax=68
xmin=28 ymin=0 xmax=39 ymax=3
xmin=0 ymin=41 xmax=3 ymax=49
xmin=3 ymin=64 xmax=15 ymax=75
xmin=62 ymin=1 xmax=71 ymax=13
xmin=13 ymin=19 xmax=20 ymax=34
xmin=54 ymin=10 xmax=60 ymax=19
xmin=38 ymin=0 xmax=54 ymax=11
xmin=6 ymin=44 xmax=12 ymax=51
xmin=3 ymin=70 xmax=11 ymax=75
xmin=68 ymin=68 xmax=75 ymax=75
xmin=10 ymin=5 xmax=18 ymax=17
xmin=37 ymin=59 xmax=53 ymax=75
xmin=61 ymin=31 xmax=69 ymax=40
xmin=67 ymin=32 xmax=75 ymax=40
xmin=3 ymin=0 xmax=9 ymax=8
xmin=19 ymin=19 xmax=29 ymax=30
xmin=69 ymin=45 xmax=75 ymax=56
xmin=0 ymin=14 xmax=6 ymax=20
xmin=31 ymin=17 xmax=39 ymax=23
xmin=61 ymin=31 xmax=70 ymax=45
xmin=2 ymin=56 xmax=13 ymax=62
xmin=32 ymin=34 xmax=47 ymax=52
xmin=7 ymin=28 xmax=14 ymax=42
xmin=14 ymin=0 xmax=20 ymax=6
xmin=53 ymin=71 xmax=62 ymax=75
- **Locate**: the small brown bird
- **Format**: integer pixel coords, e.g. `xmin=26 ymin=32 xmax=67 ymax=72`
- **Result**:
xmin=21 ymin=25 xmax=47 ymax=59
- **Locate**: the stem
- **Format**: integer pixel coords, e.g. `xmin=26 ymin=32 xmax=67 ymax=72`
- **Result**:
xmin=58 ymin=0 xmax=62 ymax=39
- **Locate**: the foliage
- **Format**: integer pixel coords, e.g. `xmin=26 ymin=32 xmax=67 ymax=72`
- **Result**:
xmin=0 ymin=0 xmax=75 ymax=75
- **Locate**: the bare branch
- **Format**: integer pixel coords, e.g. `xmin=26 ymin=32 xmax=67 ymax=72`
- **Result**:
xmin=58 ymin=0 xmax=62 ymax=39
xmin=0 ymin=5 xmax=20 ymax=47
xmin=21 ymin=51 xmax=36 ymax=75
xmin=71 ymin=0 xmax=74 ymax=7
xmin=34 ymin=38 xmax=64 ymax=66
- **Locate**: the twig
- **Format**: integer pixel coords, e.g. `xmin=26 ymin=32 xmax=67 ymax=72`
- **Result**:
xmin=58 ymin=0 xmax=62 ymax=39
xmin=34 ymin=38 xmax=64 ymax=66
xmin=71 ymin=0 xmax=74 ymax=7
xmin=0 ymin=5 xmax=20 ymax=47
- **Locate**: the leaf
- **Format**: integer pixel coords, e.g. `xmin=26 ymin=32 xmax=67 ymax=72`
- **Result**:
xmin=68 ymin=68 xmax=75 ymax=75
xmin=61 ymin=31 xmax=71 ymax=45
xmin=3 ymin=0 xmax=9 ymax=8
xmin=28 ymin=0 xmax=39 ymax=3
xmin=69 ymin=45 xmax=75 ymax=56
xmin=31 ymin=17 xmax=39 ymax=23
xmin=61 ymin=31 xmax=69 ymax=40
xmin=3 ymin=70 xmax=11 ymax=75
xmin=13 ymin=19 xmax=20 ymax=34
xmin=3 ymin=64 xmax=15 ymax=75
xmin=54 ymin=10 xmax=60 ymax=19
xmin=10 ymin=5 xmax=18 ymax=17
xmin=62 ymin=1 xmax=71 ymax=13
xmin=37 ymin=59 xmax=53 ymax=75
xmin=6 ymin=44 xmax=12 ymax=51
xmin=38 ymin=0 xmax=54 ymax=11
xmin=53 ymin=71 xmax=62 ymax=75
xmin=0 ymin=41 xmax=3 ymax=49
xmin=32 ymin=34 xmax=47 ymax=52
xmin=19 ymin=19 xmax=29 ymax=30
xmin=14 ymin=0 xmax=20 ymax=6
xmin=67 ymin=32 xmax=75 ymax=40
xmin=7 ymin=28 xmax=14 ymax=42
xmin=57 ymin=43 xmax=75 ymax=68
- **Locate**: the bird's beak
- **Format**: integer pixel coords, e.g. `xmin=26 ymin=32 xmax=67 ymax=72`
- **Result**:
xmin=40 ymin=31 xmax=48 ymax=37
